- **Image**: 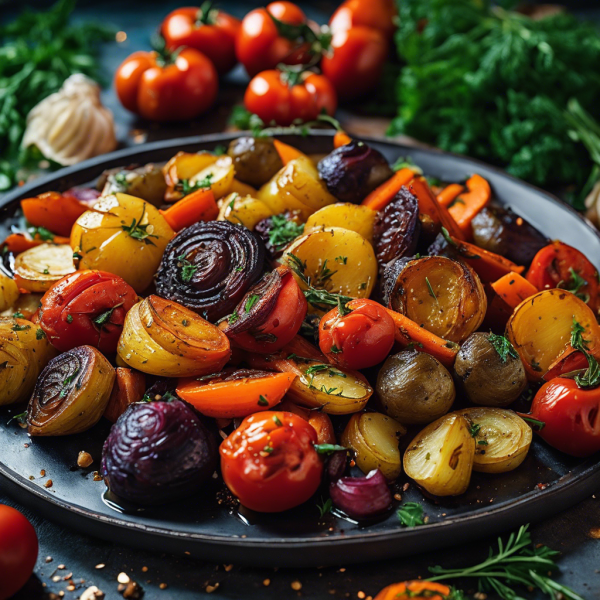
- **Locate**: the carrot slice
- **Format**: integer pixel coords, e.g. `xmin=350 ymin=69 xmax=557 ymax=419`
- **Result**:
xmin=375 ymin=581 xmax=451 ymax=600
xmin=384 ymin=308 xmax=458 ymax=369
xmin=491 ymin=272 xmax=538 ymax=309
xmin=448 ymin=174 xmax=491 ymax=237
xmin=2 ymin=232 xmax=70 ymax=255
xmin=333 ymin=131 xmax=352 ymax=148
xmin=361 ymin=168 xmax=415 ymax=211
xmin=159 ymin=188 xmax=218 ymax=231
xmin=273 ymin=139 xmax=306 ymax=165
xmin=21 ymin=192 xmax=88 ymax=237
xmin=104 ymin=368 xmax=146 ymax=423
xmin=176 ymin=371 xmax=295 ymax=418
xmin=436 ymin=183 xmax=465 ymax=207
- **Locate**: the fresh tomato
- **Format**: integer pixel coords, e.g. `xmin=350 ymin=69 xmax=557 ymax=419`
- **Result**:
xmin=527 ymin=241 xmax=600 ymax=314
xmin=39 ymin=270 xmax=138 ymax=353
xmin=525 ymin=377 xmax=600 ymax=457
xmin=321 ymin=26 xmax=388 ymax=100
xmin=329 ymin=0 xmax=397 ymax=40
xmin=236 ymin=2 xmax=313 ymax=77
xmin=220 ymin=411 xmax=323 ymax=512
xmin=0 ymin=505 xmax=38 ymax=600
xmin=319 ymin=299 xmax=395 ymax=370
xmin=114 ymin=47 xmax=218 ymax=121
xmin=161 ymin=6 xmax=241 ymax=75
xmin=244 ymin=68 xmax=337 ymax=126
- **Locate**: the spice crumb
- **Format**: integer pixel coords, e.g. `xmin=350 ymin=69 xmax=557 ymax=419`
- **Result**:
xmin=589 ymin=528 xmax=600 ymax=539
xmin=393 ymin=493 xmax=402 ymax=501
xmin=122 ymin=580 xmax=143 ymax=599
xmin=24 ymin=443 xmax=29 ymax=448
xmin=263 ymin=579 xmax=271 ymax=587
xmin=159 ymin=583 xmax=168 ymax=590
xmin=95 ymin=564 xmax=105 ymax=570
xmin=52 ymin=576 xmax=61 ymax=582
xmin=45 ymin=556 xmax=53 ymax=563
xmin=141 ymin=566 xmax=148 ymax=572
xmin=291 ymin=581 xmax=302 ymax=591
xmin=93 ymin=471 xmax=103 ymax=481
xmin=40 ymin=469 xmax=46 ymax=477
xmin=224 ymin=564 xmax=233 ymax=572
xmin=44 ymin=479 xmax=53 ymax=488
xmin=338 ymin=568 xmax=346 ymax=573
xmin=63 ymin=572 xmax=73 ymax=580
xmin=117 ymin=572 xmax=130 ymax=584
xmin=80 ymin=586 xmax=105 ymax=600
xmin=66 ymin=585 xmax=75 ymax=592
xmin=205 ymin=583 xmax=220 ymax=593
xmin=78 ymin=451 xmax=94 ymax=468
xmin=358 ymin=592 xmax=366 ymax=599
xmin=29 ymin=475 xmax=35 ymax=480
xmin=58 ymin=564 xmax=65 ymax=570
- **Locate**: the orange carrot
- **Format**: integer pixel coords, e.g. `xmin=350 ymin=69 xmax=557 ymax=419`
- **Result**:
xmin=21 ymin=192 xmax=87 ymax=237
xmin=384 ymin=308 xmax=458 ymax=369
xmin=448 ymin=174 xmax=491 ymax=237
xmin=374 ymin=581 xmax=452 ymax=600
xmin=176 ymin=371 xmax=295 ymax=418
xmin=409 ymin=177 xmax=465 ymax=240
xmin=273 ymin=138 xmax=305 ymax=165
xmin=2 ymin=232 xmax=70 ymax=255
xmin=436 ymin=183 xmax=465 ymax=207
xmin=159 ymin=188 xmax=218 ymax=231
xmin=333 ymin=131 xmax=352 ymax=148
xmin=104 ymin=368 xmax=146 ymax=423
xmin=361 ymin=168 xmax=415 ymax=211
xmin=491 ymin=272 xmax=538 ymax=309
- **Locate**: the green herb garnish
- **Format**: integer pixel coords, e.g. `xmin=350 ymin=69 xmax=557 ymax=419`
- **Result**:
xmin=273 ymin=415 xmax=283 ymax=427
xmin=11 ymin=323 xmax=30 ymax=332
xmin=28 ymin=226 xmax=54 ymax=242
xmin=244 ymin=294 xmax=260 ymax=313
xmin=397 ymin=502 xmax=425 ymax=527
xmin=178 ymin=254 xmax=198 ymax=283
xmin=178 ymin=173 xmax=214 ymax=195
xmin=488 ymin=333 xmax=518 ymax=363
xmin=469 ymin=423 xmax=481 ymax=438
xmin=121 ymin=205 xmax=159 ymax=246
xmin=93 ymin=305 xmax=120 ymax=327
xmin=570 ymin=318 xmax=600 ymax=388
xmin=267 ymin=214 xmax=304 ymax=250
xmin=317 ymin=498 xmax=333 ymax=518
xmin=66 ymin=314 xmax=73 ymax=324
xmin=12 ymin=311 xmax=24 ymax=319
xmin=257 ymin=395 xmax=269 ymax=407
xmin=425 ymin=276 xmax=437 ymax=302
xmin=36 ymin=328 xmax=46 ymax=340
xmin=314 ymin=444 xmax=347 ymax=455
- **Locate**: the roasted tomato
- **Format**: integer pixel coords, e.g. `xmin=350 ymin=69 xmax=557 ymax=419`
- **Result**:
xmin=321 ymin=26 xmax=388 ymax=100
xmin=114 ymin=47 xmax=218 ymax=121
xmin=220 ymin=411 xmax=322 ymax=512
xmin=161 ymin=6 xmax=241 ymax=75
xmin=319 ymin=299 xmax=395 ymax=370
xmin=39 ymin=270 xmax=138 ymax=353
xmin=244 ymin=68 xmax=337 ymax=126
xmin=21 ymin=192 xmax=87 ymax=237
xmin=527 ymin=241 xmax=600 ymax=314
xmin=329 ymin=0 xmax=397 ymax=40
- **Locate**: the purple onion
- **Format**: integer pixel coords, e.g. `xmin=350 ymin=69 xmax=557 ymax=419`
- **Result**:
xmin=64 ymin=186 xmax=101 ymax=207
xmin=329 ymin=469 xmax=392 ymax=519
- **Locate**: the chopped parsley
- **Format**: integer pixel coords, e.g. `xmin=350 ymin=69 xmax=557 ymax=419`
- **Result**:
xmin=570 ymin=319 xmax=600 ymax=388
xmin=317 ymin=498 xmax=333 ymax=518
xmin=93 ymin=305 xmax=120 ymax=327
xmin=36 ymin=328 xmax=46 ymax=340
xmin=12 ymin=311 xmax=24 ymax=319
xmin=335 ymin=256 xmax=348 ymax=265
xmin=121 ymin=205 xmax=159 ymax=246
xmin=7 ymin=411 xmax=27 ymax=426
xmin=330 ymin=344 xmax=342 ymax=354
xmin=469 ymin=423 xmax=481 ymax=438
xmin=397 ymin=502 xmax=425 ymax=527
xmin=28 ymin=226 xmax=54 ymax=242
xmin=267 ymin=214 xmax=305 ymax=250
xmin=257 ymin=395 xmax=269 ymax=407
xmin=182 ymin=319 xmax=189 ymax=327
xmin=228 ymin=311 xmax=239 ymax=325
xmin=313 ymin=259 xmax=337 ymax=288
xmin=66 ymin=314 xmax=73 ymax=324
xmin=178 ymin=173 xmax=214 ymax=195
xmin=11 ymin=323 xmax=30 ymax=332
xmin=178 ymin=254 xmax=198 ymax=283
xmin=244 ymin=294 xmax=260 ymax=313
xmin=488 ymin=333 xmax=518 ymax=363
xmin=559 ymin=267 xmax=589 ymax=302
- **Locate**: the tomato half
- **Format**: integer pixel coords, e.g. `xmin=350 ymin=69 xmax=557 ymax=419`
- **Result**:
xmin=0 ymin=505 xmax=38 ymax=600
xmin=319 ymin=299 xmax=395 ymax=370
xmin=114 ymin=48 xmax=218 ymax=121
xmin=39 ymin=270 xmax=138 ymax=353
xmin=329 ymin=0 xmax=397 ymax=40
xmin=244 ymin=69 xmax=337 ymax=126
xmin=220 ymin=411 xmax=322 ymax=512
xmin=161 ymin=6 xmax=241 ymax=75
xmin=527 ymin=241 xmax=600 ymax=314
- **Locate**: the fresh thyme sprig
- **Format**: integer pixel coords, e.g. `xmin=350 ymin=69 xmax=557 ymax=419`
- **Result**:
xmin=121 ymin=205 xmax=159 ymax=246
xmin=570 ymin=318 xmax=600 ymax=388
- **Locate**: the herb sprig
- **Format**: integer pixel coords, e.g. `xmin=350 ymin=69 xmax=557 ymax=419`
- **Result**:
xmin=488 ymin=333 xmax=518 ymax=363
xmin=569 ymin=319 xmax=600 ymax=388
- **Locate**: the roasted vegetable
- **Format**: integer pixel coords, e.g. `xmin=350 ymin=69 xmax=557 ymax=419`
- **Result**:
xmin=254 ymin=210 xmax=304 ymax=256
xmin=102 ymin=399 xmax=218 ymax=505
xmin=0 ymin=292 xmax=42 ymax=321
xmin=227 ymin=136 xmax=283 ymax=187
xmin=454 ymin=332 xmax=527 ymax=407
xmin=330 ymin=469 xmax=392 ymax=520
xmin=0 ymin=272 xmax=19 ymax=312
xmin=100 ymin=164 xmax=167 ymax=207
xmin=217 ymin=193 xmax=272 ymax=230
xmin=27 ymin=345 xmax=115 ymax=436
xmin=403 ymin=413 xmax=475 ymax=496
xmin=318 ymin=141 xmax=393 ymax=204
xmin=304 ymin=202 xmax=377 ymax=244
xmin=14 ymin=244 xmax=75 ymax=293
xmin=104 ymin=367 xmax=146 ymax=424
xmin=187 ymin=155 xmax=235 ymax=200
xmin=117 ymin=295 xmax=231 ymax=377
xmin=341 ymin=412 xmax=406 ymax=480
xmin=377 ymin=350 xmax=455 ymax=425
xmin=163 ymin=151 xmax=219 ymax=201
xmin=21 ymin=192 xmax=87 ymax=237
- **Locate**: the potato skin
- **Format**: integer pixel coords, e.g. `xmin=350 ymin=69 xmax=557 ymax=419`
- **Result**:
xmin=376 ymin=350 xmax=455 ymax=424
xmin=454 ymin=332 xmax=527 ymax=407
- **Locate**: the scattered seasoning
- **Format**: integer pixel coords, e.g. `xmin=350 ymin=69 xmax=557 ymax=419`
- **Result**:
xmin=223 ymin=564 xmax=233 ymax=572
xmin=141 ymin=567 xmax=148 ymax=573
xmin=52 ymin=575 xmax=61 ymax=582
xmin=40 ymin=469 xmax=46 ymax=477
xmin=66 ymin=314 xmax=73 ymax=323
xmin=36 ymin=328 xmax=46 ymax=339
xmin=182 ymin=319 xmax=189 ymax=327
xmin=117 ymin=573 xmax=130 ymax=584
xmin=121 ymin=580 xmax=143 ymax=599
xmin=93 ymin=471 xmax=103 ymax=481
xmin=394 ymin=493 xmax=402 ymax=502
xmin=159 ymin=583 xmax=168 ymax=590
xmin=44 ymin=479 xmax=52 ymax=488
xmin=77 ymin=451 xmax=93 ymax=468
xmin=45 ymin=556 xmax=53 ymax=563
xmin=358 ymin=592 xmax=366 ymax=599
xmin=95 ymin=564 xmax=105 ymax=569
xmin=66 ymin=585 xmax=76 ymax=591
xmin=263 ymin=579 xmax=271 ymax=586
xmin=205 ymin=583 xmax=220 ymax=593
xmin=291 ymin=581 xmax=302 ymax=591
xmin=589 ymin=528 xmax=600 ymax=539
xmin=80 ymin=587 xmax=105 ymax=600
xmin=469 ymin=423 xmax=481 ymax=437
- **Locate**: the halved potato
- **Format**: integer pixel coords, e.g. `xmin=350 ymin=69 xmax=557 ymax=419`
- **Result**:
xmin=229 ymin=178 xmax=258 ymax=197
xmin=189 ymin=155 xmax=235 ymax=200
xmin=217 ymin=193 xmax=272 ymax=230
xmin=304 ymin=203 xmax=377 ymax=244
xmin=164 ymin=151 xmax=218 ymax=201
xmin=14 ymin=244 xmax=75 ymax=292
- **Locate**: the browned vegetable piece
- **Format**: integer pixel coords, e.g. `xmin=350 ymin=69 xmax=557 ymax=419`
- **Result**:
xmin=104 ymin=367 xmax=146 ymax=423
xmin=227 ymin=136 xmax=283 ymax=187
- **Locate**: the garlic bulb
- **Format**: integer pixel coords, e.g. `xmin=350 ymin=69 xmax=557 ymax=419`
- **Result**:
xmin=22 ymin=74 xmax=117 ymax=166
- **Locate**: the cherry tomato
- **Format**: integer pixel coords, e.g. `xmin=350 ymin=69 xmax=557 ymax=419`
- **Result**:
xmin=527 ymin=241 xmax=600 ymax=314
xmin=220 ymin=411 xmax=323 ymax=512
xmin=39 ymin=270 xmax=138 ymax=353
xmin=321 ymin=26 xmax=388 ymax=100
xmin=161 ymin=6 xmax=241 ymax=75
xmin=525 ymin=377 xmax=600 ymax=457
xmin=0 ymin=505 xmax=38 ymax=600
xmin=329 ymin=0 xmax=397 ymax=40
xmin=319 ymin=299 xmax=395 ymax=370
xmin=244 ymin=69 xmax=337 ymax=126
xmin=236 ymin=2 xmax=311 ymax=77
xmin=114 ymin=48 xmax=218 ymax=121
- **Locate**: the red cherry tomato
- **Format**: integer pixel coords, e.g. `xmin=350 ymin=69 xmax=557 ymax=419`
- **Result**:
xmin=161 ymin=6 xmax=240 ymax=75
xmin=114 ymin=48 xmax=218 ymax=121
xmin=525 ymin=377 xmax=600 ymax=457
xmin=527 ymin=241 xmax=600 ymax=314
xmin=329 ymin=0 xmax=397 ymax=40
xmin=39 ymin=270 xmax=138 ymax=353
xmin=244 ymin=69 xmax=337 ymax=126
xmin=236 ymin=2 xmax=311 ymax=77
xmin=220 ymin=411 xmax=323 ymax=512
xmin=321 ymin=26 xmax=388 ymax=101
xmin=0 ymin=505 xmax=38 ymax=600
xmin=319 ymin=299 xmax=395 ymax=370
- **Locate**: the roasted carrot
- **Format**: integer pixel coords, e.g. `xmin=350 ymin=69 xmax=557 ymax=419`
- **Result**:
xmin=491 ymin=272 xmax=538 ymax=309
xmin=448 ymin=174 xmax=491 ymax=237
xmin=333 ymin=131 xmax=352 ymax=148
xmin=374 ymin=581 xmax=452 ymax=600
xmin=104 ymin=368 xmax=146 ymax=423
xmin=2 ymin=232 xmax=70 ymax=255
xmin=273 ymin=138 xmax=306 ymax=165
xmin=436 ymin=183 xmax=465 ymax=207
xmin=384 ymin=308 xmax=458 ymax=369
xmin=361 ymin=168 xmax=415 ymax=211
xmin=176 ymin=371 xmax=295 ymax=418
xmin=159 ymin=188 xmax=218 ymax=231
xmin=21 ymin=192 xmax=88 ymax=237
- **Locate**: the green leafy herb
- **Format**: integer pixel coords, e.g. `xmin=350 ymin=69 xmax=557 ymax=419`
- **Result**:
xmin=66 ymin=314 xmax=73 ymax=324
xmin=178 ymin=173 xmax=214 ymax=195
xmin=391 ymin=156 xmax=423 ymax=175
xmin=7 ymin=411 xmax=27 ymax=426
xmin=36 ymin=328 xmax=45 ymax=340
xmin=520 ymin=416 xmax=546 ymax=430
xmin=488 ymin=333 xmax=518 ymax=363
xmin=121 ymin=205 xmax=159 ymax=246
xmin=93 ymin=305 xmax=120 ymax=327
xmin=314 ymin=444 xmax=347 ymax=455
xmin=335 ymin=256 xmax=348 ymax=265
xmin=73 ymin=251 xmax=82 ymax=260
xmin=570 ymin=318 xmax=600 ymax=388
xmin=314 ymin=259 xmax=337 ymax=288
xmin=178 ymin=254 xmax=198 ymax=283
xmin=228 ymin=311 xmax=239 ymax=325
xmin=425 ymin=276 xmax=437 ymax=302
xmin=558 ymin=267 xmax=588 ymax=302
xmin=262 ymin=445 xmax=274 ymax=454
xmin=317 ymin=497 xmax=333 ymax=518
xmin=11 ymin=323 xmax=30 ymax=332
xmin=330 ymin=345 xmax=342 ymax=354
xmin=273 ymin=415 xmax=283 ymax=427
xmin=181 ymin=319 xmax=189 ymax=327
xmin=257 ymin=395 xmax=269 ymax=407
xmin=12 ymin=311 xmax=24 ymax=319
xmin=267 ymin=214 xmax=305 ymax=249
xmin=42 ymin=268 xmax=49 ymax=275
xmin=397 ymin=502 xmax=425 ymax=527
xmin=269 ymin=14 xmax=331 ymax=58
xmin=213 ymin=144 xmax=227 ymax=156
xmin=59 ymin=370 xmax=79 ymax=398
xmin=245 ymin=294 xmax=260 ymax=313
xmin=305 ymin=364 xmax=346 ymax=378
xmin=478 ymin=440 xmax=489 ymax=446
xmin=28 ymin=226 xmax=54 ymax=242
xmin=469 ymin=423 xmax=481 ymax=438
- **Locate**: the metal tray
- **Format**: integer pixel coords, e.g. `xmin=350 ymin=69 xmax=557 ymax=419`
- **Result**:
xmin=1 ymin=132 xmax=599 ymax=567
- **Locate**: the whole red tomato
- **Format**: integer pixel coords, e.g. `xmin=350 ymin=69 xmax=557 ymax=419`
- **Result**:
xmin=0 ymin=505 xmax=38 ymax=600
xmin=39 ymin=270 xmax=138 ymax=353
xmin=161 ymin=6 xmax=240 ymax=75
xmin=114 ymin=47 xmax=218 ymax=121
xmin=319 ymin=299 xmax=395 ymax=370
xmin=220 ymin=411 xmax=323 ymax=512
xmin=330 ymin=0 xmax=397 ymax=40
xmin=321 ymin=27 xmax=388 ymax=100
xmin=244 ymin=68 xmax=337 ymax=126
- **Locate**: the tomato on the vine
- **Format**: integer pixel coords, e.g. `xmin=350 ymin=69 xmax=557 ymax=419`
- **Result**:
xmin=244 ymin=68 xmax=337 ymax=126
xmin=319 ymin=299 xmax=395 ymax=370
xmin=114 ymin=47 xmax=218 ymax=121
xmin=329 ymin=0 xmax=397 ymax=40
xmin=161 ymin=5 xmax=241 ymax=75
xmin=220 ymin=411 xmax=323 ymax=512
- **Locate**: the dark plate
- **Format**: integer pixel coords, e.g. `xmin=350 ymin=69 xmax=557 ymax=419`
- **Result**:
xmin=1 ymin=132 xmax=599 ymax=567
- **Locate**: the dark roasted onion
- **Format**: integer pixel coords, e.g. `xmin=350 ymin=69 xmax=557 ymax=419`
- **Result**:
xmin=326 ymin=450 xmax=348 ymax=483
xmin=329 ymin=469 xmax=392 ymax=519
xmin=155 ymin=221 xmax=265 ymax=322
xmin=380 ymin=256 xmax=417 ymax=308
